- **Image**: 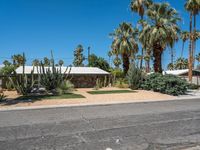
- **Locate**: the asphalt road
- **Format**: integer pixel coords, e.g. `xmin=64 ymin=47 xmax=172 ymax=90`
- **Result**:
xmin=1 ymin=99 xmax=200 ymax=150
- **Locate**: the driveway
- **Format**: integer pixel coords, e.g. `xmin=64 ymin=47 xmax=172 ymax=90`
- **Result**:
xmin=1 ymin=98 xmax=200 ymax=149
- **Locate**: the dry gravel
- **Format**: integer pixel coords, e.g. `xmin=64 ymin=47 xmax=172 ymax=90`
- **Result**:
xmin=0 ymin=87 xmax=175 ymax=109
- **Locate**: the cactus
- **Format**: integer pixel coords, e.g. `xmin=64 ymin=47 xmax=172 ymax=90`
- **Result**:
xmin=9 ymin=53 xmax=35 ymax=95
xmin=39 ymin=51 xmax=71 ymax=94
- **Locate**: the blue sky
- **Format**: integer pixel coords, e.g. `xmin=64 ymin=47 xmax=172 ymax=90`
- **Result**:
xmin=0 ymin=0 xmax=199 ymax=68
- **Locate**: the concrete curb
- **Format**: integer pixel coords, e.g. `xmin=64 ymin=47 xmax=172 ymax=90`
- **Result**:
xmin=0 ymin=96 xmax=200 ymax=112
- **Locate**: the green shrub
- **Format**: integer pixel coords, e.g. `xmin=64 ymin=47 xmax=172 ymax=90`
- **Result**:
xmin=188 ymin=83 xmax=199 ymax=90
xmin=141 ymin=73 xmax=188 ymax=96
xmin=126 ymin=64 xmax=143 ymax=90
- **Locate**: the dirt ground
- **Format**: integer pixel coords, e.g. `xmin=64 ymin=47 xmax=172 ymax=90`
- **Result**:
xmin=0 ymin=87 xmax=175 ymax=109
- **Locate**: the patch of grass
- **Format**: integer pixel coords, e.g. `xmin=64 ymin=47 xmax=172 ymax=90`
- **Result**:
xmin=87 ymin=90 xmax=135 ymax=95
xmin=15 ymin=93 xmax=85 ymax=101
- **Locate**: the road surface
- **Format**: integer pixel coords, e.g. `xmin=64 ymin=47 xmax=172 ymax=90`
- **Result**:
xmin=1 ymin=99 xmax=200 ymax=150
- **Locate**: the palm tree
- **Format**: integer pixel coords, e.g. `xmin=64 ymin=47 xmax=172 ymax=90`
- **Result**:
xmin=196 ymin=53 xmax=200 ymax=66
xmin=113 ymin=56 xmax=121 ymax=68
xmin=185 ymin=0 xmax=200 ymax=81
xmin=167 ymin=63 xmax=174 ymax=70
xmin=107 ymin=51 xmax=112 ymax=66
xmin=12 ymin=54 xmax=25 ymax=67
xmin=130 ymin=0 xmax=153 ymax=69
xmin=43 ymin=57 xmax=50 ymax=66
xmin=130 ymin=0 xmax=153 ymax=20
xmin=58 ymin=60 xmax=64 ymax=67
xmin=139 ymin=3 xmax=180 ymax=73
xmin=180 ymin=31 xmax=190 ymax=58
xmin=110 ymin=22 xmax=138 ymax=74
xmin=32 ymin=59 xmax=40 ymax=66
xmin=174 ymin=57 xmax=188 ymax=70
xmin=3 ymin=60 xmax=11 ymax=66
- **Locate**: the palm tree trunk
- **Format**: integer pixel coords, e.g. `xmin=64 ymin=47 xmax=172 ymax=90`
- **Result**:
xmin=153 ymin=44 xmax=163 ymax=73
xmin=188 ymin=12 xmax=193 ymax=82
xmin=181 ymin=41 xmax=185 ymax=58
xmin=140 ymin=48 xmax=144 ymax=69
xmin=193 ymin=14 xmax=196 ymax=68
xmin=122 ymin=53 xmax=130 ymax=75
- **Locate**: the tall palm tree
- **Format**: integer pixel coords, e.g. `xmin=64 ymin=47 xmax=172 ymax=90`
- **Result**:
xmin=130 ymin=0 xmax=153 ymax=20
xmin=130 ymin=0 xmax=153 ymax=69
xmin=180 ymin=31 xmax=190 ymax=58
xmin=110 ymin=22 xmax=138 ymax=74
xmin=174 ymin=57 xmax=189 ymax=70
xmin=107 ymin=51 xmax=112 ymax=66
xmin=185 ymin=0 xmax=200 ymax=81
xmin=139 ymin=3 xmax=180 ymax=73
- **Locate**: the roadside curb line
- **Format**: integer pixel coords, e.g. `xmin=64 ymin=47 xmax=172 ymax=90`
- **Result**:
xmin=0 ymin=97 xmax=200 ymax=112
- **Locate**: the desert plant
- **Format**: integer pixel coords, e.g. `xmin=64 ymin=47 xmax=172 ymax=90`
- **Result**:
xmin=188 ymin=83 xmax=199 ymax=90
xmin=0 ymin=93 xmax=6 ymax=101
xmin=9 ymin=53 xmax=35 ymax=95
xmin=57 ymin=80 xmax=74 ymax=95
xmin=126 ymin=64 xmax=143 ymax=90
xmin=94 ymin=78 xmax=102 ymax=90
xmin=141 ymin=73 xmax=188 ymax=96
xmin=5 ymin=80 xmax=14 ymax=91
xmin=39 ymin=51 xmax=71 ymax=94
xmin=114 ymin=78 xmax=129 ymax=88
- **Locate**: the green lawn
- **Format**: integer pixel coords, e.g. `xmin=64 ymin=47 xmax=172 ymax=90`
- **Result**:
xmin=87 ymin=90 xmax=135 ymax=95
xmin=15 ymin=93 xmax=85 ymax=101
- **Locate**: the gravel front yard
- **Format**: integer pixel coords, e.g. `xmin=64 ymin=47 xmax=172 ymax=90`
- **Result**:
xmin=0 ymin=87 xmax=175 ymax=109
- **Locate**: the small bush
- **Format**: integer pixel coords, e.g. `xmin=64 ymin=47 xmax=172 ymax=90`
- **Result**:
xmin=0 ymin=93 xmax=6 ymax=101
xmin=188 ymin=83 xmax=199 ymax=90
xmin=141 ymin=73 xmax=188 ymax=96
xmin=56 ymin=80 xmax=74 ymax=95
xmin=126 ymin=64 xmax=143 ymax=90
xmin=114 ymin=78 xmax=129 ymax=88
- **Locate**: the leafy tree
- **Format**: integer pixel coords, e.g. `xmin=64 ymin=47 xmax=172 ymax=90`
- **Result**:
xmin=139 ymin=3 xmax=180 ymax=73
xmin=73 ymin=44 xmax=85 ymax=66
xmin=110 ymin=22 xmax=138 ymax=74
xmin=88 ymin=54 xmax=110 ymax=71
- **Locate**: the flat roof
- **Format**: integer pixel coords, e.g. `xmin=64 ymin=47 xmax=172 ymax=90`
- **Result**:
xmin=15 ymin=66 xmax=110 ymax=75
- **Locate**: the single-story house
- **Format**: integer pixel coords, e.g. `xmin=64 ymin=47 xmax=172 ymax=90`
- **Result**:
xmin=15 ymin=66 xmax=110 ymax=88
xmin=163 ymin=69 xmax=200 ymax=85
